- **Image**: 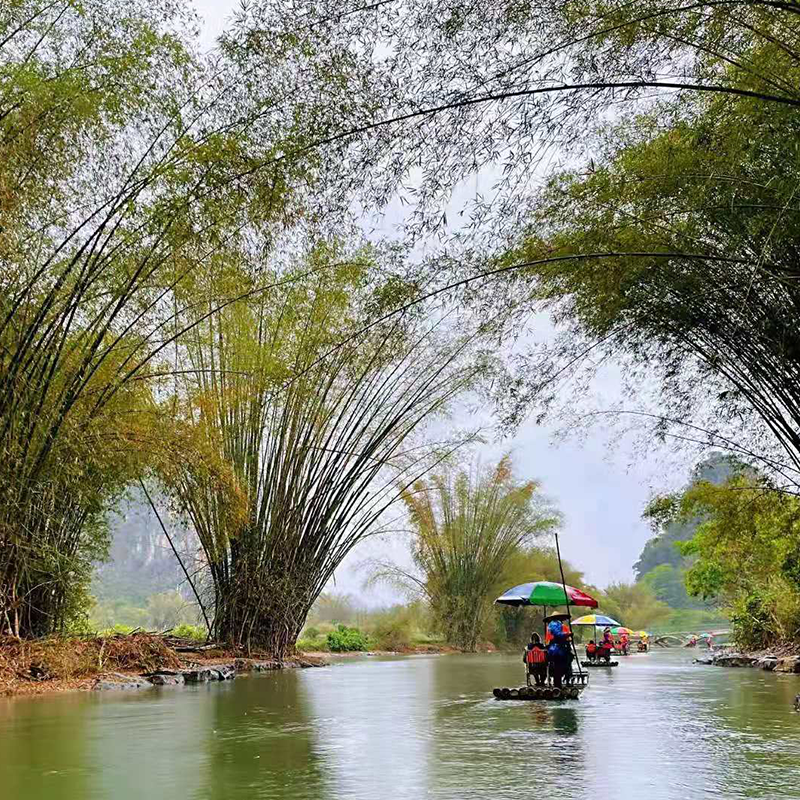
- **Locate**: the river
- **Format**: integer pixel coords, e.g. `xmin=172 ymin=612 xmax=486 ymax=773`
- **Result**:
xmin=1 ymin=650 xmax=798 ymax=799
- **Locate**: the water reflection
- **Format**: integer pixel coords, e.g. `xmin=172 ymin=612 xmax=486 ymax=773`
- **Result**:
xmin=302 ymin=656 xmax=434 ymax=797
xmin=204 ymin=672 xmax=326 ymax=800
xmin=694 ymin=664 xmax=800 ymax=784
xmin=0 ymin=693 xmax=91 ymax=799
xmin=0 ymin=686 xmax=215 ymax=800
xmin=551 ymin=706 xmax=579 ymax=736
xmin=85 ymin=688 xmax=213 ymax=799
xmin=425 ymin=653 xmax=587 ymax=797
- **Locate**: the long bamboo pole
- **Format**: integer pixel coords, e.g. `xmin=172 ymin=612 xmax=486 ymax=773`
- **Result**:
xmin=554 ymin=532 xmax=584 ymax=681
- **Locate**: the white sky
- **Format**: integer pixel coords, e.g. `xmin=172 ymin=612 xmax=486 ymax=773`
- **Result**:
xmin=189 ymin=0 xmax=697 ymax=600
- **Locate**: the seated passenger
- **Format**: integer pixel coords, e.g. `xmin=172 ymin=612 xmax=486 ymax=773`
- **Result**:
xmin=524 ymin=633 xmax=548 ymax=686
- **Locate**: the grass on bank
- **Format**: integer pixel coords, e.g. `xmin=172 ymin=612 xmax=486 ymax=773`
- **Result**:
xmin=296 ymin=615 xmax=447 ymax=653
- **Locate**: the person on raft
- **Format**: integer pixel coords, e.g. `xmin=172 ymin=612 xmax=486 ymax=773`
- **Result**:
xmin=546 ymin=620 xmax=572 ymax=688
xmin=524 ymin=633 xmax=548 ymax=686
xmin=598 ymin=627 xmax=615 ymax=662
xmin=585 ymin=640 xmax=598 ymax=662
xmin=619 ymin=631 xmax=630 ymax=655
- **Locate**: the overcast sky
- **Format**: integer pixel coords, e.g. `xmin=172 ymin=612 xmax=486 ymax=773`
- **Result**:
xmin=189 ymin=0 xmax=697 ymax=600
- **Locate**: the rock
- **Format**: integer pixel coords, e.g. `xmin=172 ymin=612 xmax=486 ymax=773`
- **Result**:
xmin=253 ymin=661 xmax=281 ymax=672
xmin=756 ymin=656 xmax=778 ymax=671
xmin=29 ymin=664 xmax=49 ymax=681
xmin=293 ymin=657 xmax=327 ymax=668
xmin=713 ymin=654 xmax=757 ymax=668
xmin=183 ymin=668 xmax=217 ymax=683
xmin=180 ymin=664 xmax=236 ymax=682
xmin=93 ymin=677 xmax=152 ymax=691
xmin=150 ymin=673 xmax=185 ymax=686
xmin=694 ymin=656 xmax=714 ymax=665
xmin=794 ymin=694 xmax=800 ymax=712
xmin=774 ymin=656 xmax=800 ymax=674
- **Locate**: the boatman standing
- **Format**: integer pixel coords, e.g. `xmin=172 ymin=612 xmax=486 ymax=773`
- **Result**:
xmin=546 ymin=621 xmax=571 ymax=688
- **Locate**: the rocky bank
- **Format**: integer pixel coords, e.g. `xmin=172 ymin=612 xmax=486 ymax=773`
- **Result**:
xmin=695 ymin=647 xmax=800 ymax=674
xmin=92 ymin=657 xmax=323 ymax=691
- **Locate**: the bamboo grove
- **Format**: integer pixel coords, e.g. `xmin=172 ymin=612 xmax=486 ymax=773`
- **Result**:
xmin=165 ymin=246 xmax=482 ymax=656
xmin=0 ymin=1 xmax=475 ymax=642
xmin=0 ymin=0 xmax=496 ymax=646
xmin=7 ymin=0 xmax=800 ymax=652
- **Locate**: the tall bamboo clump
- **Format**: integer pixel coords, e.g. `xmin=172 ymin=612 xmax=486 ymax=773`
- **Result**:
xmin=165 ymin=246 xmax=483 ymax=657
xmin=0 ymin=1 xmax=195 ymax=636
xmin=0 ymin=1 xmax=368 ymax=637
xmin=394 ymin=457 xmax=560 ymax=651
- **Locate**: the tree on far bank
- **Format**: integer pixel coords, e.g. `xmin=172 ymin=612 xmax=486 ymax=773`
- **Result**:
xmin=635 ymin=454 xmax=742 ymax=610
xmin=639 ymin=565 xmax=694 ymax=611
xmin=658 ymin=473 xmax=800 ymax=649
xmin=373 ymin=456 xmax=560 ymax=652
xmin=599 ymin=582 xmax=671 ymax=632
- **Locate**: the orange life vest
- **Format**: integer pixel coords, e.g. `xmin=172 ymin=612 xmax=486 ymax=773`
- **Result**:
xmin=526 ymin=647 xmax=547 ymax=664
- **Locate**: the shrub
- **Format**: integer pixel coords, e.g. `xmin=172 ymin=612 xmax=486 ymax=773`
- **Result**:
xmin=370 ymin=612 xmax=413 ymax=651
xmin=326 ymin=624 xmax=372 ymax=652
xmin=0 ymin=633 xmax=183 ymax=688
xmin=296 ymin=637 xmax=329 ymax=652
xmin=302 ymin=626 xmax=320 ymax=640
xmin=171 ymin=623 xmax=207 ymax=642
xmin=729 ymin=591 xmax=772 ymax=650
xmin=102 ymin=624 xmax=136 ymax=636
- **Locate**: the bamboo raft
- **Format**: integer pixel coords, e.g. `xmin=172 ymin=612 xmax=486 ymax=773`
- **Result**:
xmin=493 ymin=684 xmax=586 ymax=700
xmin=580 ymin=660 xmax=619 ymax=667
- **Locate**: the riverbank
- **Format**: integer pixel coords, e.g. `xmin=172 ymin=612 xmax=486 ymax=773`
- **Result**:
xmin=0 ymin=634 xmax=461 ymax=698
xmin=300 ymin=643 xmax=463 ymax=659
xmin=695 ymin=643 xmax=800 ymax=673
xmin=0 ymin=633 xmax=329 ymax=697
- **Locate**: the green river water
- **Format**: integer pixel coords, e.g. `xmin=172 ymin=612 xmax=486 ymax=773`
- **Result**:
xmin=1 ymin=650 xmax=798 ymax=799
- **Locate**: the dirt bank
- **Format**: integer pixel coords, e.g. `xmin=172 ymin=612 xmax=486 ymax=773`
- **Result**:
xmin=0 ymin=634 xmax=326 ymax=698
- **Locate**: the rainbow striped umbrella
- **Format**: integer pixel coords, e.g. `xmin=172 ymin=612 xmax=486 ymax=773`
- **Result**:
xmin=611 ymin=626 xmax=633 ymax=635
xmin=572 ymin=614 xmax=621 ymax=627
xmin=495 ymin=581 xmax=599 ymax=608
